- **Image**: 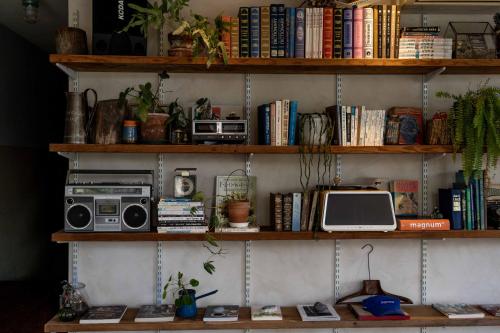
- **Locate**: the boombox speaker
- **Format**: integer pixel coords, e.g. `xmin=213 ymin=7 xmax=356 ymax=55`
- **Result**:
xmin=92 ymin=0 xmax=148 ymax=55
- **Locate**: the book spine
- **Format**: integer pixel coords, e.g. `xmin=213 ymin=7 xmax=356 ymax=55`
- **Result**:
xmin=288 ymin=7 xmax=296 ymax=58
xmin=474 ymin=177 xmax=481 ymax=230
xmin=451 ymin=189 xmax=463 ymax=230
xmin=158 ymin=216 xmax=204 ymax=221
xmin=341 ymin=106 xmax=347 ymax=146
xmin=270 ymin=103 xmax=276 ymax=146
xmin=380 ymin=109 xmax=386 ymax=146
xmin=373 ymin=7 xmax=378 ymax=58
xmin=318 ymin=8 xmax=323 ymax=58
xmin=460 ymin=189 xmax=467 ymax=229
xmin=394 ymin=6 xmax=401 ymax=58
xmin=346 ymin=106 xmax=351 ymax=146
xmin=359 ymin=106 xmax=366 ymax=146
xmin=353 ymin=8 xmax=363 ymax=59
xmin=288 ymin=101 xmax=298 ymax=145
xmin=221 ymin=16 xmax=231 ymax=55
xmin=275 ymin=100 xmax=282 ymax=146
xmin=292 ymin=192 xmax=302 ymax=232
xmin=230 ymin=17 xmax=240 ymax=58
xmin=300 ymin=192 xmax=310 ymax=231
xmin=343 ymin=9 xmax=353 ymax=58
xmin=282 ymin=99 xmax=290 ymax=146
xmin=270 ymin=5 xmax=279 ymax=58
xmin=311 ymin=8 xmax=317 ymax=58
xmin=323 ymin=7 xmax=333 ymax=59
xmin=277 ymin=5 xmax=286 ymax=57
xmin=480 ymin=172 xmax=486 ymax=230
xmin=350 ymin=106 xmax=356 ymax=146
xmin=285 ymin=8 xmax=290 ymax=58
xmin=258 ymin=104 xmax=271 ymax=145
xmin=466 ymin=186 xmax=472 ymax=230
xmin=295 ymin=8 xmax=305 ymax=58
xmin=260 ymin=7 xmax=271 ymax=58
xmin=283 ymin=193 xmax=293 ymax=231
xmin=381 ymin=5 xmax=386 ymax=58
xmin=385 ymin=5 xmax=391 ymax=59
xmin=271 ymin=193 xmax=283 ymax=231
xmin=250 ymin=7 xmax=260 ymax=58
xmin=363 ymin=8 xmax=374 ymax=58
xmin=305 ymin=8 xmax=313 ymax=58
xmin=239 ymin=7 xmax=250 ymax=57
xmin=390 ymin=5 xmax=396 ymax=58
xmin=333 ymin=8 xmax=343 ymax=58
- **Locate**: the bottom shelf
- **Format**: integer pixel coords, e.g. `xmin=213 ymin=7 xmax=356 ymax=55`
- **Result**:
xmin=44 ymin=305 xmax=500 ymax=332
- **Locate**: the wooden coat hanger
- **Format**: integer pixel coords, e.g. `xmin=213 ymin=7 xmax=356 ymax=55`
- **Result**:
xmin=335 ymin=244 xmax=413 ymax=304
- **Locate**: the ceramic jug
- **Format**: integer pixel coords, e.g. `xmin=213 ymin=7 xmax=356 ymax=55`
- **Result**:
xmin=64 ymin=89 xmax=97 ymax=144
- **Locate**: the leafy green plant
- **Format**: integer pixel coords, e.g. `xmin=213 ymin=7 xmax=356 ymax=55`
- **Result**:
xmin=119 ymin=82 xmax=165 ymax=122
xmin=166 ymin=98 xmax=189 ymax=129
xmin=162 ymin=272 xmax=199 ymax=306
xmin=121 ymin=0 xmax=189 ymax=36
xmin=437 ymin=84 xmax=500 ymax=181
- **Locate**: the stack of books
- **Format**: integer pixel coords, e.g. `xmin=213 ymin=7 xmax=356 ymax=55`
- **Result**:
xmin=398 ymin=26 xmax=452 ymax=59
xmin=223 ymin=5 xmax=403 ymax=59
xmin=326 ymin=105 xmax=386 ymax=146
xmin=258 ymin=100 xmax=299 ymax=146
xmin=157 ymin=198 xmax=207 ymax=234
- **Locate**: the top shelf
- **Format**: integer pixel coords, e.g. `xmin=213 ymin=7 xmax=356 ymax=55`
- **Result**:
xmin=49 ymin=55 xmax=500 ymax=75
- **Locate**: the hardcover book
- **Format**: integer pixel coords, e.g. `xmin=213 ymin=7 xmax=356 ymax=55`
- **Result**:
xmin=439 ymin=188 xmax=463 ymax=230
xmin=317 ymin=8 xmax=324 ymax=59
xmin=250 ymin=7 xmax=260 ymax=58
xmin=305 ymin=8 xmax=313 ymax=58
xmin=260 ymin=7 xmax=271 ymax=58
xmin=390 ymin=180 xmax=418 ymax=217
xmin=363 ymin=8 xmax=374 ymax=58
xmin=282 ymin=99 xmax=290 ymax=146
xmin=292 ymin=192 xmax=302 ymax=231
xmin=390 ymin=5 xmax=397 ymax=58
xmin=204 ymin=305 xmax=239 ymax=322
xmin=285 ymin=8 xmax=290 ymax=58
xmin=221 ymin=16 xmax=231 ymax=55
xmin=135 ymin=304 xmax=175 ymax=322
xmin=270 ymin=102 xmax=276 ymax=146
xmin=333 ymin=8 xmax=343 ymax=58
xmin=479 ymin=304 xmax=500 ymax=316
xmin=381 ymin=5 xmax=387 ymax=58
xmin=230 ymin=17 xmax=239 ymax=58
xmin=385 ymin=5 xmax=391 ymax=58
xmin=288 ymin=100 xmax=298 ymax=145
xmin=215 ymin=226 xmax=260 ymax=233
xmin=343 ymin=9 xmax=353 ymax=58
xmin=387 ymin=107 xmax=423 ymax=145
xmin=239 ymin=7 xmax=250 ymax=57
xmin=283 ymin=192 xmax=293 ymax=231
xmin=287 ymin=7 xmax=296 ymax=58
xmin=432 ymin=304 xmax=485 ymax=319
xmin=258 ymin=104 xmax=271 ymax=145
xmin=270 ymin=4 xmax=279 ymax=57
xmin=270 ymin=193 xmax=283 ymax=231
xmin=251 ymin=305 xmax=283 ymax=320
xmin=300 ymin=191 xmax=311 ymax=231
xmin=275 ymin=100 xmax=282 ymax=146
xmin=297 ymin=304 xmax=341 ymax=321
xmin=80 ymin=305 xmax=127 ymax=324
xmin=373 ymin=8 xmax=378 ymax=58
xmin=322 ymin=8 xmax=333 ymax=59
xmin=295 ymin=8 xmax=305 ymax=58
xmin=353 ymin=8 xmax=363 ymax=59
xmin=308 ymin=190 xmax=319 ymax=231
xmin=215 ymin=175 xmax=257 ymax=225
xmin=277 ymin=5 xmax=286 ymax=57
xmin=349 ymin=304 xmax=410 ymax=320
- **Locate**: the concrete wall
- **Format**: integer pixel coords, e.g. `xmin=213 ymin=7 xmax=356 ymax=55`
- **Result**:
xmin=68 ymin=2 xmax=500 ymax=332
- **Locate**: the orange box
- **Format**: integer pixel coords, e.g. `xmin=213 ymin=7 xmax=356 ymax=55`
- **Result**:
xmin=398 ymin=219 xmax=450 ymax=231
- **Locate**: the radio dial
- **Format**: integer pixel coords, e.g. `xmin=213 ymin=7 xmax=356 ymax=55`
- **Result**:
xmin=66 ymin=198 xmax=74 ymax=205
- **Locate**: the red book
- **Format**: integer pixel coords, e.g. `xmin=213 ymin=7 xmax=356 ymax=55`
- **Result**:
xmin=350 ymin=304 xmax=410 ymax=321
xmin=221 ymin=16 xmax=231 ymax=55
xmin=353 ymin=8 xmax=364 ymax=59
xmin=322 ymin=8 xmax=334 ymax=59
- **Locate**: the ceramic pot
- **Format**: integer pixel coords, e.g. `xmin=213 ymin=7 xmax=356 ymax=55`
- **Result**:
xmin=227 ymin=201 xmax=250 ymax=224
xmin=168 ymin=33 xmax=193 ymax=57
xmin=140 ymin=113 xmax=169 ymax=144
xmin=176 ymin=289 xmax=218 ymax=318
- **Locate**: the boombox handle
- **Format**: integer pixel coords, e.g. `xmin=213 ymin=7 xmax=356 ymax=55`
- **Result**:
xmin=66 ymin=169 xmax=155 ymax=188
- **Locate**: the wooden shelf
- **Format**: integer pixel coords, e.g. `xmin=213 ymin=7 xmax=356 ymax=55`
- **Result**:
xmin=50 ymin=144 xmax=454 ymax=154
xmin=51 ymin=230 xmax=500 ymax=242
xmin=44 ymin=305 xmax=500 ymax=332
xmin=50 ymin=55 xmax=500 ymax=75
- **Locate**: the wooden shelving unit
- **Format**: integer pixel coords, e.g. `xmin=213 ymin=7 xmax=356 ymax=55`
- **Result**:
xmin=49 ymin=55 xmax=500 ymax=75
xmin=49 ymin=144 xmax=454 ymax=154
xmin=44 ymin=305 xmax=500 ymax=332
xmin=51 ymin=230 xmax=500 ymax=242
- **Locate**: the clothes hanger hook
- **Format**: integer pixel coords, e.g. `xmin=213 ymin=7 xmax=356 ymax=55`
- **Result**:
xmin=362 ymin=243 xmax=374 ymax=280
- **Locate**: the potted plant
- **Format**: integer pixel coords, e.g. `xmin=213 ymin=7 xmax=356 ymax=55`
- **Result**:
xmin=119 ymin=82 xmax=169 ymax=143
xmin=166 ymin=98 xmax=189 ymax=144
xmin=437 ymin=84 xmax=500 ymax=181
xmin=225 ymin=192 xmax=251 ymax=228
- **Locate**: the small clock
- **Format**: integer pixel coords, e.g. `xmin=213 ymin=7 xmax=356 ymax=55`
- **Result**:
xmin=174 ymin=168 xmax=197 ymax=199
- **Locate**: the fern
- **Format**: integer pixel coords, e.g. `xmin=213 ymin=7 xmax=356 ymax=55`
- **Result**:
xmin=437 ymin=85 xmax=500 ymax=182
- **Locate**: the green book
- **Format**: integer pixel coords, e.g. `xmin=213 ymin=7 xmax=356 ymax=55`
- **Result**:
xmin=466 ymin=187 xmax=472 ymax=230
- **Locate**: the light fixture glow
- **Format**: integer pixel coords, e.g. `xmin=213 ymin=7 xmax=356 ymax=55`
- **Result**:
xmin=22 ymin=0 xmax=39 ymax=24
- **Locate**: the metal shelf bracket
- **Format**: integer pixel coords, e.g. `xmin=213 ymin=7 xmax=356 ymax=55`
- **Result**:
xmin=57 ymin=152 xmax=77 ymax=160
xmin=56 ymin=63 xmax=77 ymax=80
xmin=424 ymin=67 xmax=446 ymax=83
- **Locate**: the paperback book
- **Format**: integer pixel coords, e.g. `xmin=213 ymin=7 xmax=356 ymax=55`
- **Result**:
xmin=204 ymin=305 xmax=239 ymax=322
xmin=296 ymin=303 xmax=341 ymax=321
xmin=432 ymin=304 xmax=485 ymax=319
xmin=251 ymin=305 xmax=283 ymax=320
xmin=349 ymin=304 xmax=410 ymax=320
xmin=79 ymin=305 xmax=128 ymax=324
xmin=134 ymin=304 xmax=175 ymax=322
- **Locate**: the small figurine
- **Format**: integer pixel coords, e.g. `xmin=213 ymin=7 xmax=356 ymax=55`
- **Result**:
xmin=431 ymin=206 xmax=444 ymax=219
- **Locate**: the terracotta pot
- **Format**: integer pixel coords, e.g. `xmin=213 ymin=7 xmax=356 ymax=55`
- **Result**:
xmin=227 ymin=201 xmax=250 ymax=223
xmin=140 ymin=113 xmax=169 ymax=144
xmin=168 ymin=33 xmax=193 ymax=57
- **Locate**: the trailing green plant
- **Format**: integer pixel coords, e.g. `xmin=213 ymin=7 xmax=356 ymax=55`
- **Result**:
xmin=162 ymin=271 xmax=199 ymax=307
xmin=119 ymin=82 xmax=165 ymax=122
xmin=437 ymin=84 xmax=500 ymax=181
xmin=166 ymin=98 xmax=189 ymax=129
xmin=121 ymin=0 xmax=189 ymax=36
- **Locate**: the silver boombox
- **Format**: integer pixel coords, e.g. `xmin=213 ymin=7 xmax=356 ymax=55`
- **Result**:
xmin=192 ymin=120 xmax=247 ymax=144
xmin=64 ymin=170 xmax=153 ymax=232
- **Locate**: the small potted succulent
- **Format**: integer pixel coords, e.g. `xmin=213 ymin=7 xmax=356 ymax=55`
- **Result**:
xmin=119 ymin=83 xmax=169 ymax=143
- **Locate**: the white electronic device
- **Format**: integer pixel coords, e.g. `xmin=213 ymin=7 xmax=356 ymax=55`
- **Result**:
xmin=320 ymin=191 xmax=397 ymax=232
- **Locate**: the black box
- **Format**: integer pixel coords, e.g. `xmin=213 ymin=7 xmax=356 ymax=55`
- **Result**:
xmin=92 ymin=0 xmax=148 ymax=55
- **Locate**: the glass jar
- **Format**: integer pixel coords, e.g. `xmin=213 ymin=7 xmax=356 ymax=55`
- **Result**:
xmin=122 ymin=120 xmax=138 ymax=144
xmin=69 ymin=282 xmax=89 ymax=316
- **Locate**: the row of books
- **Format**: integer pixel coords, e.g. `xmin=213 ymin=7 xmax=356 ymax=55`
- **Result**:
xmin=399 ymin=26 xmax=452 ymax=59
xmin=326 ymin=105 xmax=387 ymax=147
xmin=439 ymin=170 xmax=487 ymax=230
xmin=270 ymin=191 xmax=322 ymax=232
xmin=157 ymin=198 xmax=208 ymax=233
xmin=223 ymin=5 xmax=403 ymax=59
xmin=257 ymin=100 xmax=299 ymax=146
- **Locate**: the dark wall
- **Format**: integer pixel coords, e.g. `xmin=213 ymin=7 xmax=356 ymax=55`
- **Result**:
xmin=0 ymin=24 xmax=67 ymax=282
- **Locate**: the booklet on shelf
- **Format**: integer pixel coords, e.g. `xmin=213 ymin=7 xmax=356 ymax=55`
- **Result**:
xmin=79 ymin=305 xmax=127 ymax=324
xmin=297 ymin=303 xmax=340 ymax=321
xmin=251 ymin=305 xmax=282 ymax=320
xmin=134 ymin=304 xmax=175 ymax=322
